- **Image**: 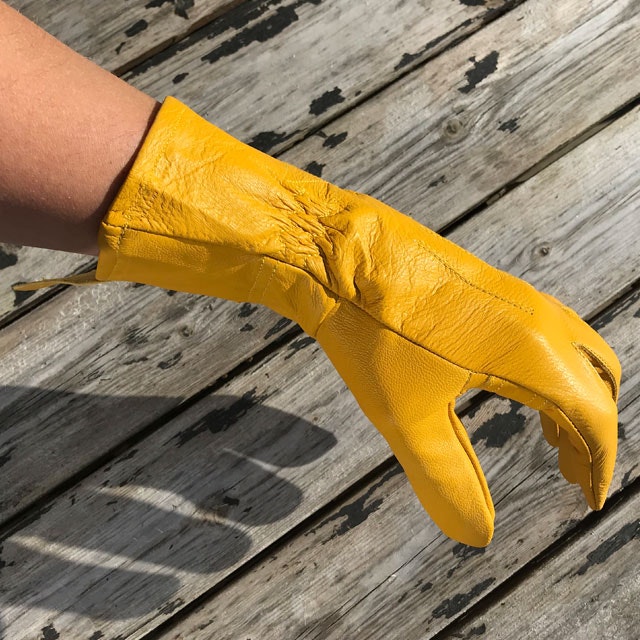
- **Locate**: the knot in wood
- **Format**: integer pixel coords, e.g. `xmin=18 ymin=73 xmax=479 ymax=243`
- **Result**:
xmin=442 ymin=116 xmax=467 ymax=142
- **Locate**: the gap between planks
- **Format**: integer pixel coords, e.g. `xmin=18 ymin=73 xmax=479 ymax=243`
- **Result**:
xmin=1 ymin=0 xmax=524 ymax=322
xmin=1 ymin=99 xmax=639 ymax=638
xmin=0 ymin=3 xmax=637 ymax=528
xmin=434 ymin=477 xmax=640 ymax=640
xmin=8 ymin=0 xmax=245 ymax=75
xmin=152 ymin=280 xmax=640 ymax=640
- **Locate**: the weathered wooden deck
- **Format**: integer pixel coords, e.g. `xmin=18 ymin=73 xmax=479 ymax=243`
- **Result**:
xmin=1 ymin=1 xmax=639 ymax=638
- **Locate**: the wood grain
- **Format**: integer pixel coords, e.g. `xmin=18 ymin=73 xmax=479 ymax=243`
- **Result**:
xmin=0 ymin=0 xmax=509 ymax=319
xmin=7 ymin=0 xmax=242 ymax=73
xmin=1 ymin=99 xmax=638 ymax=640
xmin=0 ymin=0 xmax=636 ymax=521
xmin=0 ymin=282 xmax=295 ymax=521
xmin=283 ymin=0 xmax=640 ymax=230
xmin=156 ymin=284 xmax=640 ymax=640
xmin=8 ymin=0 xmax=639 ymax=320
xmin=450 ymin=490 xmax=639 ymax=640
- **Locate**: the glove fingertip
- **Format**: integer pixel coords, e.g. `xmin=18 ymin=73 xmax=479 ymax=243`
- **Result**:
xmin=590 ymin=470 xmax=612 ymax=511
xmin=459 ymin=515 xmax=494 ymax=548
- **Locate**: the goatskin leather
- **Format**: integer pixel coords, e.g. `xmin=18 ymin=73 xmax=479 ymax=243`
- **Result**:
xmin=15 ymin=97 xmax=621 ymax=546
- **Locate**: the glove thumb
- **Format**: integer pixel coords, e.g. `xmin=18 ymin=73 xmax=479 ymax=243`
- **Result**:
xmin=316 ymin=300 xmax=495 ymax=547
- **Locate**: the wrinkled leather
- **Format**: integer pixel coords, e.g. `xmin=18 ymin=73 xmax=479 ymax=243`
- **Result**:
xmin=16 ymin=97 xmax=621 ymax=546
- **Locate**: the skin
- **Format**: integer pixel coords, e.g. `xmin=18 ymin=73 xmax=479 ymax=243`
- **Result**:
xmin=0 ymin=1 xmax=159 ymax=256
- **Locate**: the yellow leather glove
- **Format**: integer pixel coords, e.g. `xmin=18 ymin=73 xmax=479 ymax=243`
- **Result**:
xmin=16 ymin=97 xmax=621 ymax=546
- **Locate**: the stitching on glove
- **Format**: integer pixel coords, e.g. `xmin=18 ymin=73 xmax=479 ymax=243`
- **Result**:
xmin=486 ymin=373 xmax=594 ymax=492
xmin=257 ymin=260 xmax=278 ymax=306
xmin=572 ymin=342 xmax=619 ymax=401
xmin=333 ymin=301 xmax=597 ymax=506
xmin=113 ymin=107 xmax=187 ymax=274
xmin=256 ymin=234 xmax=287 ymax=305
xmin=494 ymin=377 xmax=596 ymax=506
xmin=461 ymin=370 xmax=474 ymax=393
xmin=246 ymin=255 xmax=267 ymax=302
xmin=447 ymin=399 xmax=493 ymax=514
xmin=415 ymin=239 xmax=534 ymax=315
xmin=487 ymin=375 xmax=505 ymax=394
xmin=312 ymin=295 xmax=340 ymax=339
xmin=541 ymin=397 xmax=595 ymax=500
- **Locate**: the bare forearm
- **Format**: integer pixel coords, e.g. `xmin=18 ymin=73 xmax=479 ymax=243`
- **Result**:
xmin=0 ymin=1 xmax=159 ymax=255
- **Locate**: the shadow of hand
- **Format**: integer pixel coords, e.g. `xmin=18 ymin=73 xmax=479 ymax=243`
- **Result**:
xmin=0 ymin=385 xmax=337 ymax=624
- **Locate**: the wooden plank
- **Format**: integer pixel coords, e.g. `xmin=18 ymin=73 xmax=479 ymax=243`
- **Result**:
xmin=0 ymin=282 xmax=297 ymax=520
xmin=0 ymin=325 xmax=360 ymax=639
xmin=282 ymin=0 xmax=640 ymax=229
xmin=450 ymin=491 xmax=640 ymax=640
xmin=122 ymin=0 xmax=507 ymax=147
xmin=4 ymin=0 xmax=637 ymax=323
xmin=0 ymin=3 xmax=635 ymax=528
xmin=7 ymin=0 xmax=242 ymax=73
xmin=0 ymin=99 xmax=638 ymax=639
xmin=154 ymin=287 xmax=640 ymax=640
xmin=0 ymin=0 xmax=508 ymax=320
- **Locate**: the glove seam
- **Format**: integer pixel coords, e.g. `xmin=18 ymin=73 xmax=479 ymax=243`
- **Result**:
xmin=102 ymin=218 xmax=536 ymax=324
xmin=545 ymin=401 xmax=596 ymax=505
xmin=107 ymin=101 xmax=187 ymax=282
xmin=415 ymin=239 xmax=534 ymax=315
xmin=485 ymin=373 xmax=596 ymax=506
xmin=101 ymin=222 xmax=569 ymax=389
xmin=255 ymin=233 xmax=287 ymax=306
xmin=246 ymin=256 xmax=268 ymax=302
xmin=331 ymin=294 xmax=598 ymax=507
xmin=447 ymin=398 xmax=494 ymax=518
xmin=311 ymin=295 xmax=340 ymax=339
xmin=572 ymin=341 xmax=619 ymax=401
xmin=256 ymin=260 xmax=279 ymax=306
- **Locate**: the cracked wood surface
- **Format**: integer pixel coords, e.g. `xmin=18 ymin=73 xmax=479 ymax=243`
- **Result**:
xmin=0 ymin=0 xmax=637 ymax=527
xmin=450 ymin=488 xmax=639 ymax=640
xmin=0 ymin=0 xmax=508 ymax=319
xmin=0 ymin=0 xmax=638 ymax=638
xmin=1 ymin=96 xmax=638 ymax=640
xmin=8 ymin=0 xmax=241 ymax=73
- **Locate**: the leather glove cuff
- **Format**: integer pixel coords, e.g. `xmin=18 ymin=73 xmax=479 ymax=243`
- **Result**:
xmin=97 ymin=95 xmax=337 ymax=336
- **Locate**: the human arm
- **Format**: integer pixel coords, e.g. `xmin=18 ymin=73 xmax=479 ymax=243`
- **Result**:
xmin=0 ymin=0 xmax=158 ymax=255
